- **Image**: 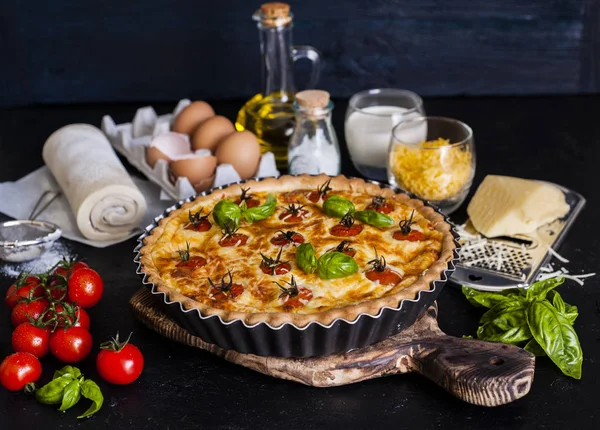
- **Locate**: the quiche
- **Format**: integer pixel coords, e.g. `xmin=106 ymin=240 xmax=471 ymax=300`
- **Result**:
xmin=139 ymin=175 xmax=456 ymax=328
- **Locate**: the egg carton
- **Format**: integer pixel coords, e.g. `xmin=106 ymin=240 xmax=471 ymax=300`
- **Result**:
xmin=101 ymin=99 xmax=280 ymax=201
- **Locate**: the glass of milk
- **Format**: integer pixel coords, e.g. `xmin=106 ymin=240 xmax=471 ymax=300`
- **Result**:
xmin=345 ymin=89 xmax=424 ymax=181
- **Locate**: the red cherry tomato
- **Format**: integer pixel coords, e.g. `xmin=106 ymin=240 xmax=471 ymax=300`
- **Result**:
xmin=218 ymin=234 xmax=249 ymax=247
xmin=278 ymin=209 xmax=308 ymax=223
xmin=365 ymin=268 xmax=402 ymax=285
xmin=11 ymin=299 xmax=50 ymax=327
xmin=307 ymin=191 xmax=321 ymax=203
xmin=96 ymin=334 xmax=144 ymax=385
xmin=5 ymin=276 xmax=43 ymax=309
xmin=47 ymin=279 xmax=69 ymax=302
xmin=209 ymin=283 xmax=244 ymax=300
xmin=67 ymin=267 xmax=104 ymax=308
xmin=367 ymin=202 xmax=394 ymax=214
xmin=49 ymin=327 xmax=93 ymax=363
xmin=0 ymin=352 xmax=42 ymax=391
xmin=281 ymin=287 xmax=313 ymax=310
xmin=393 ymin=230 xmax=427 ymax=241
xmin=236 ymin=198 xmax=260 ymax=208
xmin=45 ymin=304 xmax=90 ymax=330
xmin=176 ymin=256 xmax=207 ymax=269
xmin=184 ymin=219 xmax=212 ymax=232
xmin=11 ymin=323 xmax=50 ymax=358
xmin=330 ymin=224 xmax=363 ymax=237
xmin=270 ymin=232 xmax=305 ymax=246
xmin=260 ymin=262 xmax=291 ymax=276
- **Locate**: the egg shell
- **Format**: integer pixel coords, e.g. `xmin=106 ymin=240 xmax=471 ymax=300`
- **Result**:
xmin=146 ymin=132 xmax=191 ymax=168
xmin=170 ymin=155 xmax=218 ymax=187
xmin=191 ymin=116 xmax=236 ymax=152
xmin=172 ymin=101 xmax=215 ymax=135
xmin=215 ymin=131 xmax=261 ymax=180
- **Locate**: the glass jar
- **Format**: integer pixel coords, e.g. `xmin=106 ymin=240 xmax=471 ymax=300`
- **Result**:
xmin=288 ymin=90 xmax=341 ymax=175
xmin=345 ymin=88 xmax=424 ymax=181
xmin=387 ymin=116 xmax=476 ymax=214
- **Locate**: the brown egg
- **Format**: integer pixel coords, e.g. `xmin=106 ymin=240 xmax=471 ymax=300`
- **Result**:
xmin=172 ymin=101 xmax=215 ymax=135
xmin=146 ymin=132 xmax=191 ymax=168
xmin=170 ymin=155 xmax=218 ymax=188
xmin=191 ymin=116 xmax=236 ymax=152
xmin=216 ymin=131 xmax=261 ymax=180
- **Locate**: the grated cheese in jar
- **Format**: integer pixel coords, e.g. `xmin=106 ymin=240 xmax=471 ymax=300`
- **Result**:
xmin=389 ymin=138 xmax=473 ymax=201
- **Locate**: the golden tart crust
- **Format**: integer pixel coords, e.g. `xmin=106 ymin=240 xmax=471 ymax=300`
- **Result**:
xmin=139 ymin=174 xmax=456 ymax=328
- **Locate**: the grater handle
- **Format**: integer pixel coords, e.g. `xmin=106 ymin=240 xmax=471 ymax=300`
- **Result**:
xmin=408 ymin=335 xmax=536 ymax=407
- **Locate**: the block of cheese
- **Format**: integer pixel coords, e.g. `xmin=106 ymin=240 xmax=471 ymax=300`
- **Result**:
xmin=467 ymin=175 xmax=570 ymax=237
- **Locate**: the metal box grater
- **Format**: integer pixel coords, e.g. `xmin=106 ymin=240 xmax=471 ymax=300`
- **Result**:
xmin=449 ymin=184 xmax=586 ymax=291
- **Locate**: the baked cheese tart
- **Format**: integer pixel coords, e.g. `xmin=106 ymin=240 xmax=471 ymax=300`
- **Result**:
xmin=139 ymin=175 xmax=456 ymax=327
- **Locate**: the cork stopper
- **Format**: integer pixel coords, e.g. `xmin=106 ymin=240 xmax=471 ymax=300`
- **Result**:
xmin=258 ymin=2 xmax=292 ymax=27
xmin=295 ymin=90 xmax=330 ymax=109
xmin=260 ymin=2 xmax=290 ymax=18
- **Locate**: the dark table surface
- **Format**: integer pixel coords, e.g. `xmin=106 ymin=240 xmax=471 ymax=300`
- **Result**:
xmin=0 ymin=97 xmax=599 ymax=429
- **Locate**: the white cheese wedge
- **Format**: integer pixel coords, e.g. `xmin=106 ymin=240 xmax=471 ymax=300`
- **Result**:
xmin=467 ymin=175 xmax=570 ymax=238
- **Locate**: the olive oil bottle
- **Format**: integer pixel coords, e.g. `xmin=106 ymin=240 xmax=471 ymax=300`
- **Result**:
xmin=235 ymin=3 xmax=321 ymax=170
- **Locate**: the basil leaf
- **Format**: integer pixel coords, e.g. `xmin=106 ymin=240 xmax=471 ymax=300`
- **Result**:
xmin=317 ymin=252 xmax=358 ymax=280
xmin=58 ymin=380 xmax=81 ymax=412
xmin=549 ymin=290 xmax=566 ymax=313
xmin=526 ymin=277 xmax=564 ymax=301
xmin=354 ymin=210 xmax=394 ymax=229
xmin=212 ymin=200 xmax=241 ymax=229
xmin=547 ymin=290 xmax=579 ymax=325
xmin=462 ymin=286 xmax=525 ymax=309
xmin=479 ymin=300 xmax=527 ymax=325
xmin=242 ymin=194 xmax=277 ymax=223
xmin=563 ymin=303 xmax=579 ymax=326
xmin=35 ymin=376 xmax=73 ymax=405
xmin=527 ymin=300 xmax=583 ymax=379
xmin=477 ymin=308 xmax=532 ymax=345
xmin=78 ymin=380 xmax=104 ymax=419
xmin=322 ymin=196 xmax=355 ymax=218
xmin=524 ymin=339 xmax=547 ymax=357
xmin=296 ymin=243 xmax=317 ymax=274
xmin=53 ymin=365 xmax=81 ymax=380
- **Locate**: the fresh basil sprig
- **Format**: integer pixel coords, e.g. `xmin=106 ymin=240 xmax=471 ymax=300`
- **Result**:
xmin=462 ymin=277 xmax=583 ymax=379
xmin=322 ymin=196 xmax=355 ymax=218
xmin=296 ymin=243 xmax=317 ymax=274
xmin=242 ymin=194 xmax=277 ymax=223
xmin=213 ymin=194 xmax=277 ymax=227
xmin=33 ymin=365 xmax=104 ymax=419
xmin=317 ymin=251 xmax=359 ymax=280
xmin=354 ymin=210 xmax=394 ymax=229
xmin=296 ymin=243 xmax=358 ymax=279
xmin=212 ymin=200 xmax=242 ymax=229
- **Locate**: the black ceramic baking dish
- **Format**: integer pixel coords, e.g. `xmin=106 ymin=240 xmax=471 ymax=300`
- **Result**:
xmin=134 ymin=177 xmax=460 ymax=358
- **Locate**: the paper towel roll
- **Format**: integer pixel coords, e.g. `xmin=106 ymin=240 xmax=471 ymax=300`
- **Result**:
xmin=42 ymin=124 xmax=147 ymax=241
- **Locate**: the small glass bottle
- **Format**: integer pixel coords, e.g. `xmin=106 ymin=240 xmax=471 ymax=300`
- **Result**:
xmin=235 ymin=2 xmax=322 ymax=170
xmin=288 ymin=90 xmax=341 ymax=175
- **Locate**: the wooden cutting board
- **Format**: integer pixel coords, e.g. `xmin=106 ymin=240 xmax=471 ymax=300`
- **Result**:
xmin=129 ymin=288 xmax=535 ymax=407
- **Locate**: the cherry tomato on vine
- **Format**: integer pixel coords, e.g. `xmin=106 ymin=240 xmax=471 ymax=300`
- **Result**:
xmin=5 ymin=276 xmax=43 ymax=309
xmin=67 ymin=268 xmax=104 ymax=308
xmin=0 ymin=352 xmax=42 ymax=391
xmin=96 ymin=333 xmax=144 ymax=385
xmin=49 ymin=327 xmax=93 ymax=363
xmin=11 ymin=322 xmax=50 ymax=358
xmin=11 ymin=299 xmax=50 ymax=327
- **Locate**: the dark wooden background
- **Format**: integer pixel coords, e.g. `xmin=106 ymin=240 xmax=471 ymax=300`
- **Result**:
xmin=2 ymin=0 xmax=599 ymax=107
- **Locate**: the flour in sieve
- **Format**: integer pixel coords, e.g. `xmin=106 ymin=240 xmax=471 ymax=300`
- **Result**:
xmin=0 ymin=240 xmax=74 ymax=278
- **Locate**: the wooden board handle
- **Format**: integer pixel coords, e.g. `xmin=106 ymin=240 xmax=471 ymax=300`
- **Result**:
xmin=407 ymin=335 xmax=535 ymax=407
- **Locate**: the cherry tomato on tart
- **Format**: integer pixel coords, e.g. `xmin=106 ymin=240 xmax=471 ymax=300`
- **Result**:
xmin=185 ymin=209 xmax=212 ymax=232
xmin=365 ymin=251 xmax=402 ymax=286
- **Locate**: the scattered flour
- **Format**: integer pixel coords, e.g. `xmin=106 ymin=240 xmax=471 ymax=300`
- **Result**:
xmin=0 ymin=240 xmax=74 ymax=278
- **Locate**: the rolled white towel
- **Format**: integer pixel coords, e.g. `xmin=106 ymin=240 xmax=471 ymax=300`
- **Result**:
xmin=42 ymin=124 xmax=147 ymax=241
